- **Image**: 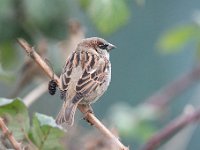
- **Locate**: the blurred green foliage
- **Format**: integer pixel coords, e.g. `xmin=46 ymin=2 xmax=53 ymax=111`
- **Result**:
xmin=0 ymin=65 xmax=14 ymax=82
xmin=0 ymin=98 xmax=65 ymax=149
xmin=0 ymin=42 xmax=18 ymax=69
xmin=0 ymin=0 xmax=130 ymax=77
xmin=0 ymin=0 xmax=130 ymax=41
xmin=157 ymin=24 xmax=200 ymax=54
xmin=0 ymin=98 xmax=29 ymax=141
xmin=108 ymin=103 xmax=157 ymax=142
xmin=79 ymin=0 xmax=130 ymax=35
xmin=24 ymin=0 xmax=69 ymax=39
xmin=29 ymin=113 xmax=65 ymax=150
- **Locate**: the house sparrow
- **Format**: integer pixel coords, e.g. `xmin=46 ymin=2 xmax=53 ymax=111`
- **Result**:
xmin=56 ymin=37 xmax=116 ymax=126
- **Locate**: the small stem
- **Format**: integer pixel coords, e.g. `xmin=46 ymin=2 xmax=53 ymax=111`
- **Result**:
xmin=17 ymin=38 xmax=61 ymax=87
xmin=78 ymin=106 xmax=128 ymax=150
xmin=141 ymin=106 xmax=200 ymax=150
xmin=0 ymin=117 xmax=22 ymax=150
xmin=39 ymin=127 xmax=51 ymax=150
xmin=145 ymin=64 xmax=200 ymax=108
xmin=23 ymin=81 xmax=48 ymax=107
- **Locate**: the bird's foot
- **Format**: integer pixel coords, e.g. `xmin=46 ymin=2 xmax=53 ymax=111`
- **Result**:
xmin=80 ymin=104 xmax=94 ymax=126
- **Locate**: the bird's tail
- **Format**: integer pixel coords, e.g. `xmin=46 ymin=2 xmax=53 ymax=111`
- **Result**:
xmin=56 ymin=101 xmax=78 ymax=126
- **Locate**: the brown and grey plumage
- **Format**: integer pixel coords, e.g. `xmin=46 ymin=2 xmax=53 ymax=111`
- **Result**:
xmin=56 ymin=37 xmax=116 ymax=126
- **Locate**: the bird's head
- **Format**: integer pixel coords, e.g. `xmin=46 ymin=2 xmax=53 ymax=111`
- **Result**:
xmin=77 ymin=37 xmax=116 ymax=56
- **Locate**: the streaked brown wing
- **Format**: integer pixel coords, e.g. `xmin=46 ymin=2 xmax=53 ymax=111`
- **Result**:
xmin=72 ymin=53 xmax=108 ymax=104
xmin=60 ymin=51 xmax=83 ymax=88
xmin=60 ymin=56 xmax=72 ymax=91
xmin=60 ymin=50 xmax=82 ymax=91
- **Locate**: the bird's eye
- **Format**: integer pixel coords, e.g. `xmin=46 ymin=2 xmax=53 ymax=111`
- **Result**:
xmin=98 ymin=43 xmax=108 ymax=49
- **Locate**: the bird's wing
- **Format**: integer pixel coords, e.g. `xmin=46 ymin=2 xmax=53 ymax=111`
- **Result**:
xmin=60 ymin=50 xmax=82 ymax=91
xmin=72 ymin=51 xmax=109 ymax=104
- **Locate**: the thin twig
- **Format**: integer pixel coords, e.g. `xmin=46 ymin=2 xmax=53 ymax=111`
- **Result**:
xmin=17 ymin=38 xmax=61 ymax=88
xmin=0 ymin=117 xmax=21 ymax=150
xmin=141 ymin=106 xmax=200 ymax=150
xmin=78 ymin=106 xmax=128 ymax=149
xmin=17 ymin=38 xmax=129 ymax=150
xmin=23 ymin=81 xmax=48 ymax=107
xmin=21 ymin=128 xmax=39 ymax=150
xmin=145 ymin=64 xmax=200 ymax=108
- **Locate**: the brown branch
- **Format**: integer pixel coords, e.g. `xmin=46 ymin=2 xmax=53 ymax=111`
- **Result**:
xmin=145 ymin=64 xmax=200 ymax=108
xmin=17 ymin=38 xmax=129 ymax=150
xmin=17 ymin=38 xmax=61 ymax=87
xmin=141 ymin=106 xmax=200 ymax=150
xmin=0 ymin=117 xmax=21 ymax=150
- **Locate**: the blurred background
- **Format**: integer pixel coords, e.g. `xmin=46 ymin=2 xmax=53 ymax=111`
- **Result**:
xmin=1 ymin=0 xmax=200 ymax=149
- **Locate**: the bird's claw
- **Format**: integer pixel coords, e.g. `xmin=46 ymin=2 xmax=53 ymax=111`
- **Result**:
xmin=81 ymin=105 xmax=94 ymax=126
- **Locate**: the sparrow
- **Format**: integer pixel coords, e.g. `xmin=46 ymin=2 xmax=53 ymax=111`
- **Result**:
xmin=56 ymin=37 xmax=116 ymax=126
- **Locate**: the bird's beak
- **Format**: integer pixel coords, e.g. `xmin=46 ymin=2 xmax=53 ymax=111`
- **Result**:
xmin=107 ymin=43 xmax=116 ymax=51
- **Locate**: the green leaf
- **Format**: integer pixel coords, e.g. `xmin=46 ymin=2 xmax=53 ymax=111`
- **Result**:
xmin=84 ymin=0 xmax=130 ymax=35
xmin=78 ymin=0 xmax=91 ymax=10
xmin=157 ymin=25 xmax=199 ymax=54
xmin=29 ymin=113 xmax=65 ymax=150
xmin=24 ymin=0 xmax=68 ymax=39
xmin=0 ymin=98 xmax=30 ymax=141
xmin=132 ymin=121 xmax=156 ymax=141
